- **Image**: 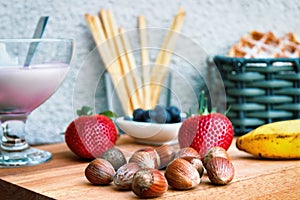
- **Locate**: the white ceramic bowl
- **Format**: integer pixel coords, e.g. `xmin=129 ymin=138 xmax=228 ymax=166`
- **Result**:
xmin=116 ymin=117 xmax=182 ymax=145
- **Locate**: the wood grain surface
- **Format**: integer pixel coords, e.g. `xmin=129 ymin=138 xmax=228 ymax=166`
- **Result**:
xmin=0 ymin=135 xmax=299 ymax=200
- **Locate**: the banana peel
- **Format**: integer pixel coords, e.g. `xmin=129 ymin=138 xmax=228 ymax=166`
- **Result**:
xmin=236 ymin=119 xmax=300 ymax=159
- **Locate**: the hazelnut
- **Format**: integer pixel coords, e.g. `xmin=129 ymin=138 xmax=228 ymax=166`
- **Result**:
xmin=129 ymin=148 xmax=160 ymax=169
xmin=203 ymin=146 xmax=230 ymax=168
xmin=181 ymin=156 xmax=204 ymax=178
xmin=100 ymin=147 xmax=127 ymax=170
xmin=176 ymin=147 xmax=200 ymax=158
xmin=205 ymin=157 xmax=234 ymax=185
xmin=132 ymin=168 xmax=168 ymax=198
xmin=155 ymin=144 xmax=176 ymax=169
xmin=113 ymin=162 xmax=141 ymax=190
xmin=165 ymin=158 xmax=200 ymax=190
xmin=134 ymin=146 xmax=156 ymax=153
xmin=85 ymin=158 xmax=115 ymax=185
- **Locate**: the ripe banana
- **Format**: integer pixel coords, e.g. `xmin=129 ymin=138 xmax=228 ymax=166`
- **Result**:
xmin=236 ymin=119 xmax=300 ymax=159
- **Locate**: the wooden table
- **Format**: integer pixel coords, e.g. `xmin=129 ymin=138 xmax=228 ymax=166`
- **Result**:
xmin=0 ymin=135 xmax=299 ymax=200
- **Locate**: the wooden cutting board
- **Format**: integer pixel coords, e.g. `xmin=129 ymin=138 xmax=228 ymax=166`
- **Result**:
xmin=0 ymin=135 xmax=299 ymax=200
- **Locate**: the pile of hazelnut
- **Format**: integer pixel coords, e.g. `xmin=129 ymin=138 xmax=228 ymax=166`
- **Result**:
xmin=84 ymin=145 xmax=234 ymax=198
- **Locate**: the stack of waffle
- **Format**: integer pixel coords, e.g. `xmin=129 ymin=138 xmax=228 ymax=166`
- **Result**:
xmin=228 ymin=31 xmax=300 ymax=58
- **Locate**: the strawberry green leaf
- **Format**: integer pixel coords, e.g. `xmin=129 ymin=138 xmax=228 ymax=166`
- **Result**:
xmin=99 ymin=110 xmax=117 ymax=119
xmin=224 ymin=106 xmax=231 ymax=116
xmin=199 ymin=90 xmax=209 ymax=115
xmin=77 ymin=106 xmax=93 ymax=116
xmin=211 ymin=107 xmax=217 ymax=113
xmin=199 ymin=90 xmax=205 ymax=114
xmin=185 ymin=91 xmax=230 ymax=119
xmin=185 ymin=108 xmax=193 ymax=118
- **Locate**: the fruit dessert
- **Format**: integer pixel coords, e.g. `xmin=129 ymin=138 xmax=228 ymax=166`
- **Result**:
xmin=228 ymin=30 xmax=300 ymax=58
xmin=0 ymin=64 xmax=68 ymax=114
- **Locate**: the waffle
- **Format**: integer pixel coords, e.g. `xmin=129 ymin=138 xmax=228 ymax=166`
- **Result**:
xmin=228 ymin=31 xmax=300 ymax=58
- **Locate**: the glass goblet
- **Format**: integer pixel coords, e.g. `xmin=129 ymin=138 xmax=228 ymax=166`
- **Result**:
xmin=0 ymin=38 xmax=75 ymax=167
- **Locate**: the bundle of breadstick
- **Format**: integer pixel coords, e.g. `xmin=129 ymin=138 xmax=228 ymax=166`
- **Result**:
xmin=85 ymin=8 xmax=185 ymax=115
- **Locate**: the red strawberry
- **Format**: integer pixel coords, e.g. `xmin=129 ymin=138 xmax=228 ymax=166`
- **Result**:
xmin=178 ymin=91 xmax=234 ymax=159
xmin=178 ymin=113 xmax=234 ymax=159
xmin=65 ymin=114 xmax=118 ymax=159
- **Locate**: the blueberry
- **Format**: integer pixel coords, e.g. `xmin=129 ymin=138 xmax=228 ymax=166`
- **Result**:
xmin=142 ymin=110 xmax=151 ymax=122
xmin=172 ymin=115 xmax=182 ymax=123
xmin=133 ymin=108 xmax=144 ymax=122
xmin=167 ymin=106 xmax=181 ymax=122
xmin=149 ymin=110 xmax=157 ymax=122
xmin=151 ymin=105 xmax=170 ymax=124
xmin=165 ymin=111 xmax=172 ymax=123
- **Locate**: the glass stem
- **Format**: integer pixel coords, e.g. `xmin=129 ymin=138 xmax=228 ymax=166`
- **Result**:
xmin=0 ymin=115 xmax=29 ymax=152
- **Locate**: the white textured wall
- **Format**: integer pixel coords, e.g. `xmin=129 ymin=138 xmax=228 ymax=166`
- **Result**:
xmin=0 ymin=0 xmax=299 ymax=144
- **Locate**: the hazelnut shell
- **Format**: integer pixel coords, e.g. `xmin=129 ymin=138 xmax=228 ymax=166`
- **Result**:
xmin=85 ymin=158 xmax=115 ymax=185
xmin=132 ymin=168 xmax=168 ymax=198
xmin=176 ymin=147 xmax=200 ymax=159
xmin=206 ymin=156 xmax=234 ymax=185
xmin=113 ymin=162 xmax=141 ymax=190
xmin=100 ymin=147 xmax=127 ymax=170
xmin=129 ymin=150 xmax=160 ymax=169
xmin=181 ymin=156 xmax=204 ymax=178
xmin=155 ymin=144 xmax=176 ymax=169
xmin=165 ymin=158 xmax=200 ymax=190
xmin=203 ymin=146 xmax=230 ymax=168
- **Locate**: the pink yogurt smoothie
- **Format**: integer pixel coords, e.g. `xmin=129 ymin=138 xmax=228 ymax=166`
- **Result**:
xmin=0 ymin=63 xmax=69 ymax=115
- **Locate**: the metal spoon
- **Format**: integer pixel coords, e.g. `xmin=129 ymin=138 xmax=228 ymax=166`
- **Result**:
xmin=24 ymin=16 xmax=49 ymax=67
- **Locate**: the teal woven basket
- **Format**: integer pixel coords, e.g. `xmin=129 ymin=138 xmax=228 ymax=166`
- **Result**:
xmin=213 ymin=56 xmax=300 ymax=136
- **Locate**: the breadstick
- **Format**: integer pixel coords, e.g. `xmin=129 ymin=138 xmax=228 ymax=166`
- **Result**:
xmin=85 ymin=14 xmax=101 ymax=45
xmin=104 ymin=10 xmax=141 ymax=111
xmin=86 ymin=11 xmax=133 ymax=115
xmin=119 ymin=27 xmax=144 ymax=110
xmin=138 ymin=15 xmax=151 ymax=109
xmin=150 ymin=7 xmax=185 ymax=108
